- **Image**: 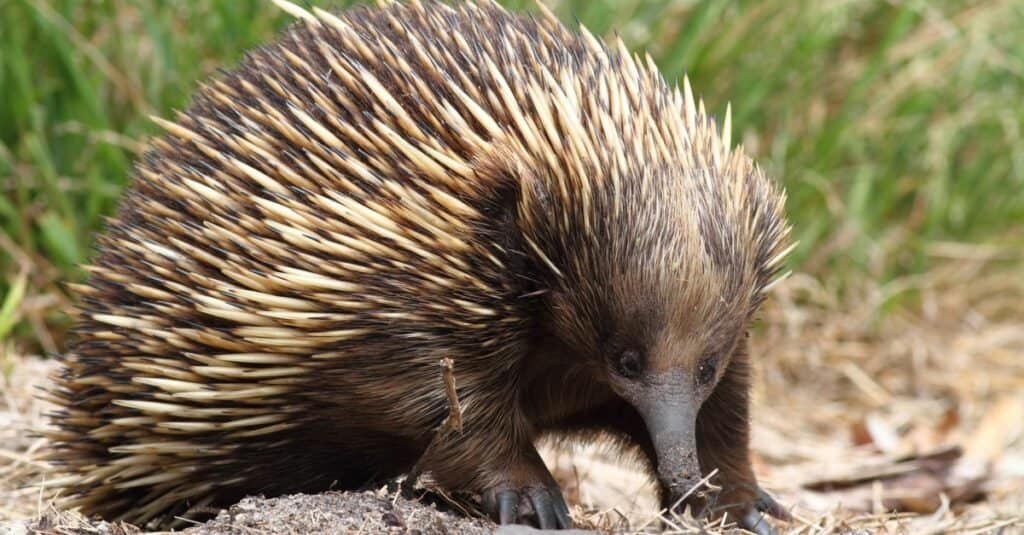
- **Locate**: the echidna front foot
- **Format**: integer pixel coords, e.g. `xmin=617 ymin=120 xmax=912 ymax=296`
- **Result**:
xmin=479 ymin=450 xmax=572 ymax=529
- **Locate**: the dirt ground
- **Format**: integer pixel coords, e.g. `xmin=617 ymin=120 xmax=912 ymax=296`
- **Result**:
xmin=5 ymin=491 xmax=496 ymax=535
xmin=2 ymin=255 xmax=1024 ymax=534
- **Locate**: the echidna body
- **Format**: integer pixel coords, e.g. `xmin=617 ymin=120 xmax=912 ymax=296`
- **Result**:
xmin=46 ymin=0 xmax=791 ymax=531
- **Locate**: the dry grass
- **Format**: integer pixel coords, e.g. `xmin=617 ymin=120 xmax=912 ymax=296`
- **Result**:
xmin=3 ymin=249 xmax=1023 ymax=533
xmin=0 ymin=351 xmax=52 ymax=521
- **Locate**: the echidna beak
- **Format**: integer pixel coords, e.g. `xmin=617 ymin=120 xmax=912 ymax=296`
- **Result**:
xmin=633 ymin=384 xmax=704 ymax=506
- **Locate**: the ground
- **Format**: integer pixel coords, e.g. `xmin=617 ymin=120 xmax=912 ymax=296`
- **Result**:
xmin=2 ymin=255 xmax=1023 ymax=534
xmin=7 ymin=491 xmax=495 ymax=535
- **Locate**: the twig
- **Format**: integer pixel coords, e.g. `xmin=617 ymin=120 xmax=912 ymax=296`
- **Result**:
xmin=403 ymin=358 xmax=463 ymax=491
xmin=438 ymin=358 xmax=463 ymax=433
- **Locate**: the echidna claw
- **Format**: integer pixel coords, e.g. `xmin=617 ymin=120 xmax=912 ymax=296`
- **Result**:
xmin=737 ymin=488 xmax=789 ymax=535
xmin=483 ymin=485 xmax=573 ymax=529
xmin=739 ymin=508 xmax=777 ymax=535
xmin=756 ymin=487 xmax=791 ymax=521
xmin=497 ymin=489 xmax=518 ymax=524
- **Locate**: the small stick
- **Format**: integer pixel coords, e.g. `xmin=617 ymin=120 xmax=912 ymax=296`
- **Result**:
xmin=404 ymin=357 xmax=464 ymax=491
xmin=439 ymin=357 xmax=463 ymax=433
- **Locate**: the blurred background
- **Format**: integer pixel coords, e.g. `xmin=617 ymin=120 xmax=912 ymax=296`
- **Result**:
xmin=1 ymin=0 xmax=1022 ymax=531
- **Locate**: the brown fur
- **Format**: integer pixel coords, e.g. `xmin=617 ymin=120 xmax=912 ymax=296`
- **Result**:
xmin=44 ymin=0 xmax=790 ymax=529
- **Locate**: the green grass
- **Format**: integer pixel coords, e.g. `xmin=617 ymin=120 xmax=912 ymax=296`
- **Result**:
xmin=1 ymin=0 xmax=1022 ymax=350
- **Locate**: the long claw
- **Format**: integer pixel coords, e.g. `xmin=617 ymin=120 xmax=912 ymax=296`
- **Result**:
xmin=756 ymin=488 xmax=791 ymax=521
xmin=735 ymin=488 xmax=789 ymax=535
xmin=529 ymin=488 xmax=557 ymax=529
xmin=740 ymin=508 xmax=777 ymax=535
xmin=498 ymin=489 xmax=519 ymax=525
xmin=552 ymin=494 xmax=573 ymax=529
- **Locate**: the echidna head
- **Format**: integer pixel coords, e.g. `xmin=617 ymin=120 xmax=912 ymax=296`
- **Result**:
xmin=507 ymin=96 xmax=790 ymax=499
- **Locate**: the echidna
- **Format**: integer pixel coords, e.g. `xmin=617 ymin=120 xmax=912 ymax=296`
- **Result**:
xmin=44 ymin=0 xmax=792 ymax=532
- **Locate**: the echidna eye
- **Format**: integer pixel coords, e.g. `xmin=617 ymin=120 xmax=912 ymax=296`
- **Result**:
xmin=617 ymin=349 xmax=643 ymax=379
xmin=697 ymin=359 xmax=716 ymax=385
